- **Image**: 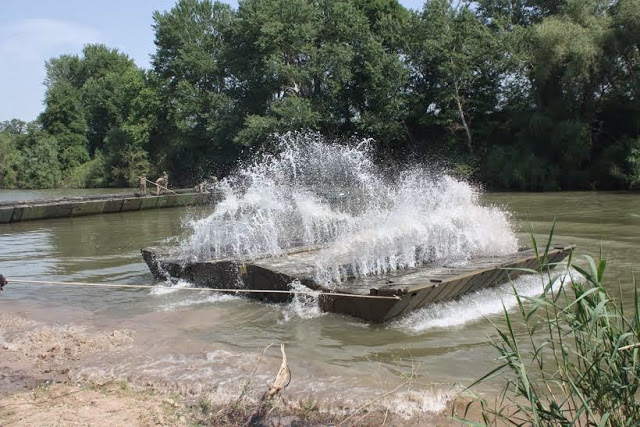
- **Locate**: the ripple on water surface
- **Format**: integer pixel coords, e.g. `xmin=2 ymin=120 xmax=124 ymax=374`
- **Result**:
xmin=1 ymin=134 xmax=638 ymax=418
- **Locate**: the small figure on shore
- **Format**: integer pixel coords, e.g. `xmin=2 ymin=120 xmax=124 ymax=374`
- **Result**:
xmin=138 ymin=174 xmax=147 ymax=196
xmin=155 ymin=171 xmax=169 ymax=196
xmin=195 ymin=175 xmax=218 ymax=193
xmin=0 ymin=274 xmax=6 ymax=292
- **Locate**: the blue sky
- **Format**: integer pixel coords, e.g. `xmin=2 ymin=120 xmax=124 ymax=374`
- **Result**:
xmin=0 ymin=0 xmax=425 ymax=122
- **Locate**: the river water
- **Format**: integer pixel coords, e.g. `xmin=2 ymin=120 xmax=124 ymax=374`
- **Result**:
xmin=1 ymin=189 xmax=638 ymax=413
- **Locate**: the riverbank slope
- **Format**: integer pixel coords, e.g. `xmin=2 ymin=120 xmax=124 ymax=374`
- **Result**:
xmin=0 ymin=309 xmax=481 ymax=426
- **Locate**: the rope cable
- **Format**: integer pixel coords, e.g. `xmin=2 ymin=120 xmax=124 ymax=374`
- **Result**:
xmin=2 ymin=278 xmax=400 ymax=300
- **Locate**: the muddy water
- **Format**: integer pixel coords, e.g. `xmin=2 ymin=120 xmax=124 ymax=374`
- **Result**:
xmin=0 ymin=192 xmax=638 ymax=410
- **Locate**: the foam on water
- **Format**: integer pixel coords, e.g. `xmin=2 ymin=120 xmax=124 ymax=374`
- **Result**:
xmin=149 ymin=278 xmax=191 ymax=295
xmin=384 ymin=386 xmax=462 ymax=418
xmin=158 ymin=293 xmax=238 ymax=311
xmin=149 ymin=278 xmax=239 ymax=310
xmin=280 ymin=281 xmax=326 ymax=322
xmin=178 ymin=132 xmax=518 ymax=288
xmin=390 ymin=269 xmax=577 ymax=333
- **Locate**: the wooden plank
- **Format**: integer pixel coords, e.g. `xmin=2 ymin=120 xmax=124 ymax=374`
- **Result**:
xmin=434 ymin=274 xmax=475 ymax=302
xmin=411 ymin=285 xmax=442 ymax=310
xmin=403 ymin=285 xmax=442 ymax=313
xmin=465 ymin=268 xmax=504 ymax=295
xmin=411 ymin=276 xmax=458 ymax=306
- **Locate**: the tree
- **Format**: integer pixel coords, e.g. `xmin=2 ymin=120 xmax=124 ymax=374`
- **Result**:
xmin=229 ymin=0 xmax=411 ymax=148
xmin=0 ymin=132 xmax=21 ymax=188
xmin=40 ymin=44 xmax=148 ymax=186
xmin=40 ymin=79 xmax=90 ymax=172
xmin=408 ymin=0 xmax=501 ymax=154
xmin=152 ymin=0 xmax=236 ymax=180
xmin=16 ymin=128 xmax=63 ymax=189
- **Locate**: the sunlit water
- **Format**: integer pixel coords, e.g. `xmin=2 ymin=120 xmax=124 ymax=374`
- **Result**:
xmin=1 ymin=138 xmax=638 ymax=412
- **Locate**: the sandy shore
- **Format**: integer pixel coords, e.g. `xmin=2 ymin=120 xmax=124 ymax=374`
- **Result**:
xmin=0 ymin=311 xmax=483 ymax=426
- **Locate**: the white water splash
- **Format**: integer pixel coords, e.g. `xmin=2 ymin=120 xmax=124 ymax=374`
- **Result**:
xmin=384 ymin=385 xmax=462 ymax=418
xmin=179 ymin=132 xmax=518 ymax=287
xmin=149 ymin=278 xmax=191 ymax=295
xmin=149 ymin=278 xmax=240 ymax=309
xmin=158 ymin=293 xmax=238 ymax=311
xmin=280 ymin=281 xmax=325 ymax=322
xmin=390 ymin=270 xmax=576 ymax=333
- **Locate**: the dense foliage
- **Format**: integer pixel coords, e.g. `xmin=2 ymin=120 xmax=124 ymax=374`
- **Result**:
xmin=1 ymin=0 xmax=639 ymax=190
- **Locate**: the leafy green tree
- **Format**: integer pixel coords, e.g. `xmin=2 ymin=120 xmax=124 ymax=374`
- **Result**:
xmin=82 ymin=65 xmax=146 ymax=155
xmin=234 ymin=95 xmax=320 ymax=146
xmin=0 ymin=132 xmax=21 ymax=188
xmin=152 ymin=0 xmax=236 ymax=180
xmin=104 ymin=127 xmax=151 ymax=186
xmin=40 ymin=79 xmax=90 ymax=173
xmin=408 ymin=0 xmax=501 ymax=154
xmin=475 ymin=0 xmax=567 ymax=26
xmin=41 ymin=44 xmax=149 ymax=187
xmin=0 ymin=119 xmax=28 ymax=135
xmin=230 ymin=0 xmax=410 ymax=147
xmin=7 ymin=0 xmax=640 ymax=191
xmin=16 ymin=128 xmax=63 ymax=189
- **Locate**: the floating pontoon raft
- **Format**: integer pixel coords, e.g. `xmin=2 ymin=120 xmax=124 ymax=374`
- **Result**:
xmin=141 ymin=244 xmax=574 ymax=322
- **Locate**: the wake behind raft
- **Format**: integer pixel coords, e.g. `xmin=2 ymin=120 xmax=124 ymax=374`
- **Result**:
xmin=141 ymin=244 xmax=574 ymax=323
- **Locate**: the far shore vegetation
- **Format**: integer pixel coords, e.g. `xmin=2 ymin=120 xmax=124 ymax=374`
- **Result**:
xmin=1 ymin=0 xmax=640 ymax=191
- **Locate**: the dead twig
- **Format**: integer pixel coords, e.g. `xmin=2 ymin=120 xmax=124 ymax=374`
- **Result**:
xmin=248 ymin=344 xmax=291 ymax=425
xmin=618 ymin=342 xmax=640 ymax=351
xmin=264 ymin=344 xmax=291 ymax=399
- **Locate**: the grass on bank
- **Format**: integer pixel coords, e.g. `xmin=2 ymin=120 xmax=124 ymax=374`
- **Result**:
xmin=463 ymin=228 xmax=640 ymax=426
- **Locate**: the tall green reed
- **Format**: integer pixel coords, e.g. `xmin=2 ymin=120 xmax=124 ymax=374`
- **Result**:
xmin=463 ymin=225 xmax=640 ymax=426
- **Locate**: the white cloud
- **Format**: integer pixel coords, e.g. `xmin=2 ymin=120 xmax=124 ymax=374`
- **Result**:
xmin=0 ymin=18 xmax=102 ymax=61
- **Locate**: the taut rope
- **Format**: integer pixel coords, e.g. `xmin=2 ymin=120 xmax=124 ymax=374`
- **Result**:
xmin=0 ymin=276 xmax=399 ymax=300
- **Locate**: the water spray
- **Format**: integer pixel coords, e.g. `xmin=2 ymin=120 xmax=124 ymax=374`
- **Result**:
xmin=176 ymin=132 xmax=518 ymax=287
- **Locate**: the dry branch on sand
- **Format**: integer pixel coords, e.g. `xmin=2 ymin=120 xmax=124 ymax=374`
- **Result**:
xmin=249 ymin=344 xmax=291 ymax=424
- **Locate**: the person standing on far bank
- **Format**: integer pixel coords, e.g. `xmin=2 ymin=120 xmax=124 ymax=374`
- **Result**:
xmin=139 ymin=174 xmax=146 ymax=195
xmin=155 ymin=171 xmax=168 ymax=196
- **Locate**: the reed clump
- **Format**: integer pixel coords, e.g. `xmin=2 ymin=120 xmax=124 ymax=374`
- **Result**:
xmin=464 ymin=228 xmax=640 ymax=426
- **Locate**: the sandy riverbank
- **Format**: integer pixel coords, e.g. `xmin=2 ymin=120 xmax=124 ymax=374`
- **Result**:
xmin=0 ymin=310 xmax=486 ymax=426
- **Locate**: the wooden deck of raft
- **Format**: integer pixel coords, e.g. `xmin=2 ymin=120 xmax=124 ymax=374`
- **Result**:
xmin=142 ymin=244 xmax=574 ymax=322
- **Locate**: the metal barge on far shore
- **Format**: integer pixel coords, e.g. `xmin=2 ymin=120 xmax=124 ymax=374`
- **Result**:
xmin=141 ymin=244 xmax=574 ymax=323
xmin=0 ymin=189 xmax=220 ymax=224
